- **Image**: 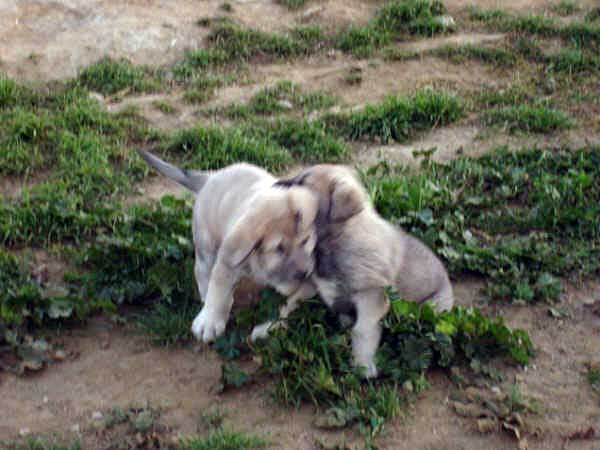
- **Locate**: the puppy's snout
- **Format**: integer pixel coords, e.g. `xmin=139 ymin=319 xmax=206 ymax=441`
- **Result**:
xmin=288 ymin=249 xmax=313 ymax=280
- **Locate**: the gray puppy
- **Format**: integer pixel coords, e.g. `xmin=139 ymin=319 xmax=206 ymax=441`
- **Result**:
xmin=252 ymin=164 xmax=453 ymax=378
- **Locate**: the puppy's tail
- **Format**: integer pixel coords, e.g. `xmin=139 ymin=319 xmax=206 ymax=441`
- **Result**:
xmin=137 ymin=149 xmax=208 ymax=193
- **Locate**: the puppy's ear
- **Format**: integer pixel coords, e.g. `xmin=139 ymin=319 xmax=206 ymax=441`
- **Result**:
xmin=329 ymin=177 xmax=366 ymax=223
xmin=287 ymin=187 xmax=319 ymax=232
xmin=222 ymin=220 xmax=264 ymax=267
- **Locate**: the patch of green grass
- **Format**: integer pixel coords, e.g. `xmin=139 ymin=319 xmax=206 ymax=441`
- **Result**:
xmin=77 ymin=57 xmax=163 ymax=96
xmin=469 ymin=8 xmax=600 ymax=47
xmin=324 ymin=88 xmax=463 ymax=143
xmin=177 ymin=429 xmax=266 ymax=450
xmin=242 ymin=292 xmax=533 ymax=438
xmin=336 ymin=0 xmax=452 ymax=57
xmin=474 ymin=84 xmax=531 ymax=108
xmin=586 ymin=7 xmax=600 ymax=22
xmin=4 ymin=439 xmax=82 ymax=450
xmin=277 ymin=0 xmax=307 ymax=9
xmin=162 ymin=125 xmax=293 ymax=172
xmin=152 ymin=100 xmax=177 ymax=114
xmin=250 ymin=118 xmax=349 ymax=163
xmin=484 ymin=105 xmax=572 ymax=133
xmin=433 ymin=44 xmax=517 ymax=66
xmin=588 ymin=366 xmax=600 ymax=392
xmin=546 ymin=49 xmax=600 ymax=74
xmin=368 ymin=147 xmax=600 ymax=302
xmin=137 ymin=301 xmax=196 ymax=346
xmin=552 ymin=0 xmax=580 ymax=16
xmin=1 ymin=73 xmax=39 ymax=109
xmin=224 ymin=81 xmax=336 ymax=117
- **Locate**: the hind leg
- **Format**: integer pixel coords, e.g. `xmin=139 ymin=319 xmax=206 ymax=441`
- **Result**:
xmin=351 ymin=288 xmax=390 ymax=378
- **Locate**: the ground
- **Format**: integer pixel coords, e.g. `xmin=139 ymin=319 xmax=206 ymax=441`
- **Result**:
xmin=1 ymin=0 xmax=600 ymax=449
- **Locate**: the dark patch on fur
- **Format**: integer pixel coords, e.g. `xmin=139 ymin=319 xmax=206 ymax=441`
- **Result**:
xmin=273 ymin=172 xmax=308 ymax=188
xmin=332 ymin=298 xmax=357 ymax=327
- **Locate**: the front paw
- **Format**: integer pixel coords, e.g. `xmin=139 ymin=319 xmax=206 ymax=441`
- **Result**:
xmin=250 ymin=321 xmax=273 ymax=342
xmin=191 ymin=308 xmax=227 ymax=343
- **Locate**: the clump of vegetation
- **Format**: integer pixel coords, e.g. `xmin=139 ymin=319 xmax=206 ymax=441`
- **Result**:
xmin=368 ymin=147 xmax=599 ymax=302
xmin=551 ymin=0 xmax=580 ymax=16
xmin=337 ymin=0 xmax=452 ymax=57
xmin=152 ymin=100 xmax=177 ymax=114
xmin=469 ymin=8 xmax=600 ymax=47
xmin=433 ymin=44 xmax=517 ymax=67
xmin=162 ymin=125 xmax=293 ymax=171
xmin=215 ymin=291 xmax=534 ymax=439
xmin=223 ymin=81 xmax=336 ymax=119
xmin=178 ymin=429 xmax=266 ymax=450
xmin=277 ymin=0 xmax=307 ymax=9
xmin=76 ymin=57 xmax=163 ymax=96
xmin=324 ymin=88 xmax=463 ymax=143
xmin=484 ymin=105 xmax=572 ymax=133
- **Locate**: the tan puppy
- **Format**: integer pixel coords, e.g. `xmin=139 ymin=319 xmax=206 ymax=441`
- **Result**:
xmin=252 ymin=164 xmax=453 ymax=378
xmin=137 ymin=150 xmax=319 ymax=343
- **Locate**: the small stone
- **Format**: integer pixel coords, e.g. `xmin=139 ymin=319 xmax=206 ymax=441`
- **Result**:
xmin=19 ymin=428 xmax=31 ymax=436
xmin=71 ymin=424 xmax=80 ymax=433
xmin=43 ymin=396 xmax=49 ymax=404
xmin=402 ymin=380 xmax=414 ymax=393
xmin=92 ymin=411 xmax=103 ymax=421
xmin=53 ymin=349 xmax=67 ymax=361
xmin=302 ymin=6 xmax=323 ymax=19
xmin=435 ymin=15 xmax=456 ymax=29
xmin=277 ymin=99 xmax=293 ymax=110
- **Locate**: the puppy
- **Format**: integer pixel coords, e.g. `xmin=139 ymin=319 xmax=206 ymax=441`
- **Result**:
xmin=252 ymin=164 xmax=453 ymax=378
xmin=137 ymin=150 xmax=319 ymax=343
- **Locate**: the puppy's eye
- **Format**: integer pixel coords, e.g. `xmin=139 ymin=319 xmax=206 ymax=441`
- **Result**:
xmin=276 ymin=243 xmax=286 ymax=254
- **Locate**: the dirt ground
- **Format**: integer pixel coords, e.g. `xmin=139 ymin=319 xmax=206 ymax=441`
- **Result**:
xmin=1 ymin=1 xmax=600 ymax=449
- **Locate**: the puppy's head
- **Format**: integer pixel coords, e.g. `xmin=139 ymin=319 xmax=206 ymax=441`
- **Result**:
xmin=275 ymin=164 xmax=369 ymax=227
xmin=224 ymin=186 xmax=319 ymax=288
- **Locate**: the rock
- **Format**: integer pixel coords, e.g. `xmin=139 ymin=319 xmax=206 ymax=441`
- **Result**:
xmin=434 ymin=15 xmax=456 ymax=29
xmin=19 ymin=428 xmax=31 ymax=436
xmin=71 ymin=424 xmax=80 ymax=433
xmin=277 ymin=99 xmax=293 ymax=110
xmin=477 ymin=418 xmax=497 ymax=433
xmin=92 ymin=411 xmax=104 ymax=421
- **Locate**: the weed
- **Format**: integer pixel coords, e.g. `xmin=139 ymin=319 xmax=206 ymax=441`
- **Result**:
xmin=4 ymin=439 xmax=82 ymax=450
xmin=152 ymin=100 xmax=177 ymax=114
xmin=137 ymin=301 xmax=196 ymax=346
xmin=484 ymin=105 xmax=572 ymax=133
xmin=367 ymin=147 xmax=600 ymax=302
xmin=344 ymin=67 xmax=363 ymax=85
xmin=552 ymin=0 xmax=580 ymax=16
xmin=220 ymin=2 xmax=233 ymax=12
xmin=225 ymin=81 xmax=336 ymax=117
xmin=163 ymin=125 xmax=293 ymax=172
xmin=586 ymin=7 xmax=600 ymax=22
xmin=475 ymin=84 xmax=531 ymax=108
xmin=245 ymin=292 xmax=533 ymax=438
xmin=324 ymin=88 xmax=463 ymax=143
xmin=277 ymin=0 xmax=307 ymax=9
xmin=587 ymin=364 xmax=600 ymax=394
xmin=433 ymin=44 xmax=517 ymax=66
xmin=336 ymin=0 xmax=452 ymax=57
xmin=177 ymin=429 xmax=266 ymax=450
xmin=77 ymin=57 xmax=163 ymax=96
xmin=469 ymin=8 xmax=600 ymax=47
xmin=183 ymin=88 xmax=212 ymax=104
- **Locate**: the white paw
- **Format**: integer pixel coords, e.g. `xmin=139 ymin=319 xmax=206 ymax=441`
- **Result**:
xmin=191 ymin=308 xmax=227 ymax=343
xmin=250 ymin=321 xmax=274 ymax=342
xmin=356 ymin=360 xmax=378 ymax=379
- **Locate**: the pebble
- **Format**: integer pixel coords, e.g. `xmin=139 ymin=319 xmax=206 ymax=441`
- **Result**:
xmin=19 ymin=428 xmax=30 ymax=436
xmin=92 ymin=411 xmax=103 ymax=421
xmin=43 ymin=396 xmax=49 ymax=404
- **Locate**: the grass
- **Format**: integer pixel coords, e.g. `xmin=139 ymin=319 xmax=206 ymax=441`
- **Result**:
xmin=433 ymin=44 xmax=517 ymax=67
xmin=76 ymin=57 xmax=163 ymax=96
xmin=211 ymin=290 xmax=534 ymax=439
xmin=367 ymin=147 xmax=600 ymax=303
xmin=588 ymin=366 xmax=600 ymax=392
xmin=336 ymin=0 xmax=453 ymax=57
xmin=469 ymin=8 xmax=600 ymax=47
xmin=551 ymin=0 xmax=580 ymax=16
xmin=323 ymin=88 xmax=463 ymax=143
xmin=4 ymin=440 xmax=82 ymax=450
xmin=277 ymin=0 xmax=307 ymax=9
xmin=484 ymin=105 xmax=572 ymax=133
xmin=152 ymin=100 xmax=177 ymax=114
xmin=177 ymin=429 xmax=266 ymax=450
xmin=225 ymin=81 xmax=336 ymax=117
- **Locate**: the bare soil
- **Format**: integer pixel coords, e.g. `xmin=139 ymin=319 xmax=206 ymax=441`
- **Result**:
xmin=2 ymin=1 xmax=600 ymax=449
